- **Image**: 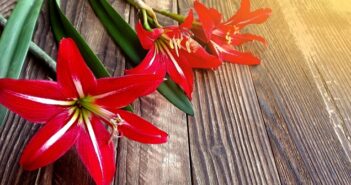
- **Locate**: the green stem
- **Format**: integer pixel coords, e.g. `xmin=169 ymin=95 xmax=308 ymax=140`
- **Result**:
xmin=29 ymin=43 xmax=57 ymax=72
xmin=141 ymin=9 xmax=152 ymax=31
xmin=125 ymin=0 xmax=162 ymax=28
xmin=153 ymin=8 xmax=185 ymax=23
xmin=153 ymin=8 xmax=202 ymax=27
xmin=125 ymin=0 xmax=138 ymax=8
xmin=0 ymin=14 xmax=57 ymax=72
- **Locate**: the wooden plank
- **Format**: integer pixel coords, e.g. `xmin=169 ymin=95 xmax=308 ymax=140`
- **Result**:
xmin=115 ymin=0 xmax=192 ymax=185
xmin=276 ymin=0 xmax=351 ymax=153
xmin=0 ymin=0 xmax=14 ymax=17
xmin=248 ymin=0 xmax=351 ymax=184
xmin=178 ymin=1 xmax=281 ymax=185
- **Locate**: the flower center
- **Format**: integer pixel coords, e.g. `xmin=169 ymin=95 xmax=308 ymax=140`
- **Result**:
xmin=157 ymin=31 xmax=194 ymax=57
xmin=69 ymin=96 xmax=122 ymax=142
xmin=225 ymin=25 xmax=240 ymax=44
xmin=74 ymin=96 xmax=94 ymax=110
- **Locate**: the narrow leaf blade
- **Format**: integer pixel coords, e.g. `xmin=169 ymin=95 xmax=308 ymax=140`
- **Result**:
xmin=0 ymin=0 xmax=44 ymax=125
xmin=49 ymin=0 xmax=110 ymax=78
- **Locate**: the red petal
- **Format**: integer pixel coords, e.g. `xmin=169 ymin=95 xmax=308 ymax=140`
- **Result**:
xmin=117 ymin=110 xmax=168 ymax=144
xmin=239 ymin=0 xmax=251 ymax=13
xmin=125 ymin=47 xmax=166 ymax=77
xmin=76 ymin=116 xmax=115 ymax=185
xmin=232 ymin=33 xmax=267 ymax=46
xmin=180 ymin=10 xmax=194 ymax=29
xmin=191 ymin=26 xmax=210 ymax=44
xmin=236 ymin=8 xmax=272 ymax=28
xmin=180 ymin=38 xmax=221 ymax=69
xmin=93 ymin=74 xmax=164 ymax=110
xmin=57 ymin=38 xmax=97 ymax=97
xmin=212 ymin=44 xmax=260 ymax=65
xmin=136 ymin=22 xmax=163 ymax=49
xmin=165 ymin=50 xmax=194 ymax=99
xmin=0 ymin=79 xmax=67 ymax=123
xmin=208 ymin=8 xmax=222 ymax=25
xmin=194 ymin=1 xmax=221 ymax=41
xmin=226 ymin=0 xmax=251 ymax=24
xmin=20 ymin=111 xmax=81 ymax=170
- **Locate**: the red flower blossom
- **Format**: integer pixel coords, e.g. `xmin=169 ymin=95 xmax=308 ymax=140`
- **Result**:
xmin=126 ymin=11 xmax=221 ymax=99
xmin=193 ymin=0 xmax=272 ymax=65
xmin=0 ymin=38 xmax=168 ymax=185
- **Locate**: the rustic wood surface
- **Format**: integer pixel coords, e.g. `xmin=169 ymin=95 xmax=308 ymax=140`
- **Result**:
xmin=0 ymin=0 xmax=350 ymax=184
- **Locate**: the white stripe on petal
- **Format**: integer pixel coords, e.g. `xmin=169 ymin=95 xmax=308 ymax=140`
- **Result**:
xmin=10 ymin=91 xmax=74 ymax=106
xmin=73 ymin=78 xmax=85 ymax=98
xmin=83 ymin=112 xmax=104 ymax=172
xmin=163 ymin=46 xmax=185 ymax=77
xmin=143 ymin=48 xmax=158 ymax=70
xmin=41 ymin=110 xmax=79 ymax=151
xmin=93 ymin=85 xmax=135 ymax=100
xmin=211 ymin=41 xmax=229 ymax=54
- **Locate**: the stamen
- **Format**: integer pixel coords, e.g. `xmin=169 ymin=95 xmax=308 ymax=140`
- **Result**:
xmin=233 ymin=25 xmax=239 ymax=35
xmin=226 ymin=32 xmax=232 ymax=45
xmin=173 ymin=38 xmax=180 ymax=57
xmin=169 ymin=39 xmax=174 ymax=49
xmin=177 ymin=40 xmax=182 ymax=49
xmin=108 ymin=114 xmax=124 ymax=143
xmin=185 ymin=40 xmax=192 ymax=53
xmin=109 ymin=114 xmax=123 ymax=126
xmin=80 ymin=101 xmax=115 ymax=121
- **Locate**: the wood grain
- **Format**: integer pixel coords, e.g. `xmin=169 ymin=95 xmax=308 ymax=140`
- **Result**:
xmin=249 ymin=0 xmax=351 ymax=184
xmin=178 ymin=1 xmax=281 ymax=185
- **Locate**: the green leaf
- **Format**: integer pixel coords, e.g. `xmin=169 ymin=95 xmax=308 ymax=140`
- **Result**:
xmin=49 ymin=0 xmax=133 ymax=111
xmin=49 ymin=0 xmax=109 ymax=78
xmin=88 ymin=0 xmax=194 ymax=115
xmin=158 ymin=80 xmax=194 ymax=115
xmin=0 ymin=0 xmax=44 ymax=125
xmin=88 ymin=0 xmax=146 ymax=65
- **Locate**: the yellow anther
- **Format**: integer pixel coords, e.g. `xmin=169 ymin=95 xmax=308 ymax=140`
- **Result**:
xmin=172 ymin=38 xmax=180 ymax=57
xmin=225 ymin=32 xmax=232 ymax=45
xmin=233 ymin=25 xmax=240 ymax=35
xmin=185 ymin=40 xmax=192 ymax=53
xmin=108 ymin=114 xmax=124 ymax=143
xmin=169 ymin=39 xmax=174 ymax=49
xmin=110 ymin=114 xmax=123 ymax=125
xmin=176 ymin=38 xmax=182 ymax=48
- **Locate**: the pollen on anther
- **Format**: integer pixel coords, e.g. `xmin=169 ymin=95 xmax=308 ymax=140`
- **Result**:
xmin=225 ymin=32 xmax=232 ymax=45
xmin=232 ymin=25 xmax=240 ymax=35
xmin=185 ymin=40 xmax=192 ymax=53
xmin=110 ymin=114 xmax=124 ymax=126
xmin=169 ymin=39 xmax=174 ymax=49
xmin=108 ymin=114 xmax=124 ymax=143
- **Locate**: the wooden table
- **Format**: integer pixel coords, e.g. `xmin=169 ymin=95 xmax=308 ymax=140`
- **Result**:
xmin=0 ymin=0 xmax=350 ymax=184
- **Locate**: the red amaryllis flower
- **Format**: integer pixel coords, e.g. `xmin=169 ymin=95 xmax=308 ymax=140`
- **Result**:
xmin=126 ymin=11 xmax=221 ymax=99
xmin=193 ymin=0 xmax=272 ymax=65
xmin=0 ymin=38 xmax=167 ymax=185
